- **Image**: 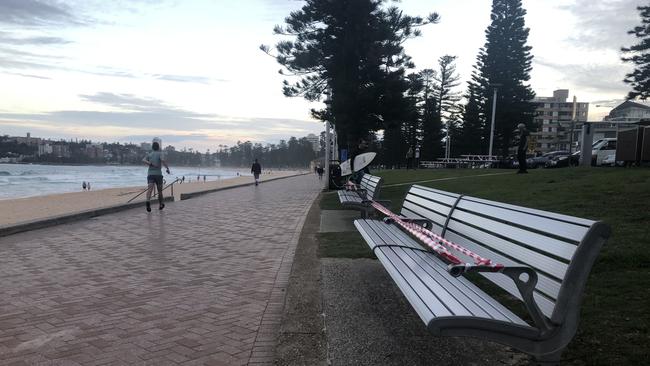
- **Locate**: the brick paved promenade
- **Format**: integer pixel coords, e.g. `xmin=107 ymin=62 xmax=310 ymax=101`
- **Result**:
xmin=0 ymin=175 xmax=320 ymax=365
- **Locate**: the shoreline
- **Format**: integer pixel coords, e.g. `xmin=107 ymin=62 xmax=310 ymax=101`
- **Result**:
xmin=0 ymin=171 xmax=304 ymax=228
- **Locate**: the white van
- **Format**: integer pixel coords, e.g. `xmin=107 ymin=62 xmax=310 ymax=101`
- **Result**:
xmin=591 ymin=138 xmax=617 ymax=166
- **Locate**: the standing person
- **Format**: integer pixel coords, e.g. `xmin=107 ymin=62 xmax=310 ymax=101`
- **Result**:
xmin=317 ymin=164 xmax=324 ymax=180
xmin=406 ymin=147 xmax=414 ymax=170
xmin=82 ymin=181 xmax=87 ymax=191
xmin=516 ymin=123 xmax=529 ymax=174
xmin=142 ymin=139 xmax=171 ymax=212
xmin=87 ymin=182 xmax=91 ymax=191
xmin=414 ymin=146 xmax=421 ymax=170
xmin=350 ymin=137 xmax=370 ymax=184
xmin=203 ymin=175 xmax=206 ymax=182
xmin=251 ymin=159 xmax=262 ymax=186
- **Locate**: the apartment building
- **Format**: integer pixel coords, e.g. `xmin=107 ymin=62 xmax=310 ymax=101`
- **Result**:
xmin=531 ymin=89 xmax=589 ymax=153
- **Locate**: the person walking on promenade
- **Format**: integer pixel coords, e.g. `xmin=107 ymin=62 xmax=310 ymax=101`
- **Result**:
xmin=406 ymin=146 xmax=414 ymax=170
xmin=516 ymin=123 xmax=529 ymax=174
xmin=251 ymin=159 xmax=262 ymax=186
xmin=142 ymin=139 xmax=171 ymax=212
xmin=317 ymin=164 xmax=324 ymax=180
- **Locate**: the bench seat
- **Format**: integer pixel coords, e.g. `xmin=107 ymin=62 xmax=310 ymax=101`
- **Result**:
xmin=355 ymin=219 xmax=533 ymax=333
xmin=337 ymin=173 xmax=384 ymax=217
xmin=353 ymin=184 xmax=611 ymax=361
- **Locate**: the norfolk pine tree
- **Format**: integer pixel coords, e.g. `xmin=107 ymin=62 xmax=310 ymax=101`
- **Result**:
xmin=434 ymin=55 xmax=462 ymax=158
xmin=471 ymin=0 xmax=536 ymax=156
xmin=262 ymin=0 xmax=438 ymax=151
xmin=622 ymin=6 xmax=650 ymax=100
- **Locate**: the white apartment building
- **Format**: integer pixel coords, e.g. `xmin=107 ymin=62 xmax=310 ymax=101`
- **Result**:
xmin=531 ymin=89 xmax=589 ymax=153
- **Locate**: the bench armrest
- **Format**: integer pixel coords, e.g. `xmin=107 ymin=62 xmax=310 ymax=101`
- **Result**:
xmin=449 ymin=264 xmax=552 ymax=333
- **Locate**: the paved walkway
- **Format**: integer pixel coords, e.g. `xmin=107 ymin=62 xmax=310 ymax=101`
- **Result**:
xmin=0 ymin=175 xmax=320 ymax=365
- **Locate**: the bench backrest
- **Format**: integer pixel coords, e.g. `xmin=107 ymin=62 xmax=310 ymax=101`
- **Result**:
xmin=359 ymin=174 xmax=383 ymax=201
xmin=399 ymin=185 xmax=610 ymax=325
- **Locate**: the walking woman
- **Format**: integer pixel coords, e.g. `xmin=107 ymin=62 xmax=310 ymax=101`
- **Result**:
xmin=142 ymin=138 xmax=171 ymax=212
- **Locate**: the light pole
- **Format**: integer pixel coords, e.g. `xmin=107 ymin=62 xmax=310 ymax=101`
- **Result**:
xmin=488 ymin=83 xmax=502 ymax=160
xmin=324 ymin=120 xmax=331 ymax=190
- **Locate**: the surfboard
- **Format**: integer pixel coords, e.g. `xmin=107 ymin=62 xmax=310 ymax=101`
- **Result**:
xmin=353 ymin=152 xmax=376 ymax=172
xmin=340 ymin=152 xmax=377 ymax=176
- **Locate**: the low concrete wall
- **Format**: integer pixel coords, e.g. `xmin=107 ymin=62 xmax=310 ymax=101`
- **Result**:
xmin=0 ymin=196 xmax=174 ymax=238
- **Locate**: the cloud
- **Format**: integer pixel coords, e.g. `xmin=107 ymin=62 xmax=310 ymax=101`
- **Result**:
xmin=154 ymin=74 xmax=216 ymax=84
xmin=561 ymin=0 xmax=641 ymax=50
xmin=0 ymin=100 xmax=322 ymax=149
xmin=0 ymin=92 xmax=321 ymax=139
xmin=1 ymin=71 xmax=51 ymax=79
xmin=534 ymin=57 xmax=631 ymax=97
xmin=0 ymin=0 xmax=86 ymax=27
xmin=0 ymin=34 xmax=71 ymax=45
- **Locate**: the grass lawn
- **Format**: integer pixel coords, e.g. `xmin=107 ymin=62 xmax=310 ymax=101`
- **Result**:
xmin=321 ymin=167 xmax=650 ymax=365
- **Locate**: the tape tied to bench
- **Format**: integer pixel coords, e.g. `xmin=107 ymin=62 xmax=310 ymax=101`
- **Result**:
xmin=370 ymin=201 xmax=505 ymax=274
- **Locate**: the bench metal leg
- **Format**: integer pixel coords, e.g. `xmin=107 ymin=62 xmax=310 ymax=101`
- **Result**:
xmin=360 ymin=208 xmax=368 ymax=219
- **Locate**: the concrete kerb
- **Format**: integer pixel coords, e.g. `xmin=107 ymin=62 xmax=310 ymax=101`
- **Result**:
xmin=179 ymin=172 xmax=311 ymax=200
xmin=0 ymin=196 xmax=174 ymax=238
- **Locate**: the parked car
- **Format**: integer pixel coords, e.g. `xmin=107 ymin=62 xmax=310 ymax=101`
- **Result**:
xmin=529 ymin=151 xmax=569 ymax=168
xmin=591 ymin=138 xmax=617 ymax=166
xmin=546 ymin=151 xmax=580 ymax=168
xmin=601 ymin=154 xmax=625 ymax=167
xmin=602 ymin=154 xmax=616 ymax=166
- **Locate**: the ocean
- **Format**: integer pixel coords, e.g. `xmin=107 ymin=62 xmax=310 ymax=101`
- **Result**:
xmin=0 ymin=164 xmax=250 ymax=200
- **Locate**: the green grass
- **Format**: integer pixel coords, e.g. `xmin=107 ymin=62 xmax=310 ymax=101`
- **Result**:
xmin=317 ymin=231 xmax=376 ymax=259
xmin=325 ymin=167 xmax=650 ymax=365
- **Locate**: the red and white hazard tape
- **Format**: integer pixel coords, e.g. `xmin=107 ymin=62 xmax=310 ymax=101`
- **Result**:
xmin=370 ymin=201 xmax=504 ymax=273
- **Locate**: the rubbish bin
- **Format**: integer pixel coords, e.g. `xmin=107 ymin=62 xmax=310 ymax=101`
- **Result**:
xmin=329 ymin=163 xmax=342 ymax=190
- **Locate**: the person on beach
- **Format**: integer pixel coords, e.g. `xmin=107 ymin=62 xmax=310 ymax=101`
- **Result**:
xmin=142 ymin=140 xmax=171 ymax=212
xmin=203 ymin=175 xmax=206 ymax=182
xmin=82 ymin=181 xmax=87 ymax=191
xmin=87 ymin=182 xmax=91 ymax=191
xmin=251 ymin=159 xmax=262 ymax=186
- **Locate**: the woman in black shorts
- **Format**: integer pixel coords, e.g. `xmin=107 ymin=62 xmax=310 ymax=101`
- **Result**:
xmin=142 ymin=140 xmax=170 ymax=212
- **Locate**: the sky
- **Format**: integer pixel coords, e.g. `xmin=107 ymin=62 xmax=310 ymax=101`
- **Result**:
xmin=0 ymin=0 xmax=644 ymax=151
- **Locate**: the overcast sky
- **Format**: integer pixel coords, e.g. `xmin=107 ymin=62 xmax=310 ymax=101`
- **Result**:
xmin=0 ymin=0 xmax=643 ymax=151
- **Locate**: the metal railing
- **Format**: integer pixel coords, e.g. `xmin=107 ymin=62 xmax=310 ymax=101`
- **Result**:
xmin=127 ymin=178 xmax=180 ymax=203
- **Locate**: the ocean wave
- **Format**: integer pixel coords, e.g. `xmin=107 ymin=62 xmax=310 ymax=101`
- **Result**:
xmin=19 ymin=170 xmax=41 ymax=176
xmin=0 ymin=171 xmax=11 ymax=176
xmin=8 ymin=176 xmax=50 ymax=182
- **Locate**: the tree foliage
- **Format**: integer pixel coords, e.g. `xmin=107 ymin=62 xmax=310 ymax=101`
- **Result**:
xmin=263 ymin=0 xmax=438 ymax=151
xmin=622 ymin=6 xmax=650 ymax=100
xmin=467 ymin=0 xmax=536 ymax=156
xmin=215 ymin=138 xmax=316 ymax=168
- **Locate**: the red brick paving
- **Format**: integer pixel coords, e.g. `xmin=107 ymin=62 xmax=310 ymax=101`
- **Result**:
xmin=0 ymin=175 xmax=319 ymax=365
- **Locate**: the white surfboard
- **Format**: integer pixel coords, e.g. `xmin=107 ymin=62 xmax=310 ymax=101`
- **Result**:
xmin=353 ymin=152 xmax=376 ymax=172
xmin=340 ymin=152 xmax=377 ymax=176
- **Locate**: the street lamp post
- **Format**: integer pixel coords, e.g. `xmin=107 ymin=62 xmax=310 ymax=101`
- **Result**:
xmin=488 ymin=84 xmax=502 ymax=161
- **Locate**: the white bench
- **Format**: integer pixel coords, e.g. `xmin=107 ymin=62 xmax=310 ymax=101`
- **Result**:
xmin=337 ymin=174 xmax=385 ymax=218
xmin=354 ymin=185 xmax=610 ymax=363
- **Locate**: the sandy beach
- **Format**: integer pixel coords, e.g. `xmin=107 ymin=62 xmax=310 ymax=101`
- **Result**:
xmin=0 ymin=170 xmax=304 ymax=228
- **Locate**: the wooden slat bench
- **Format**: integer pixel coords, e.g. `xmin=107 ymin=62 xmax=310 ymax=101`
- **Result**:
xmin=337 ymin=173 xmax=385 ymax=218
xmin=354 ymin=185 xmax=610 ymax=363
